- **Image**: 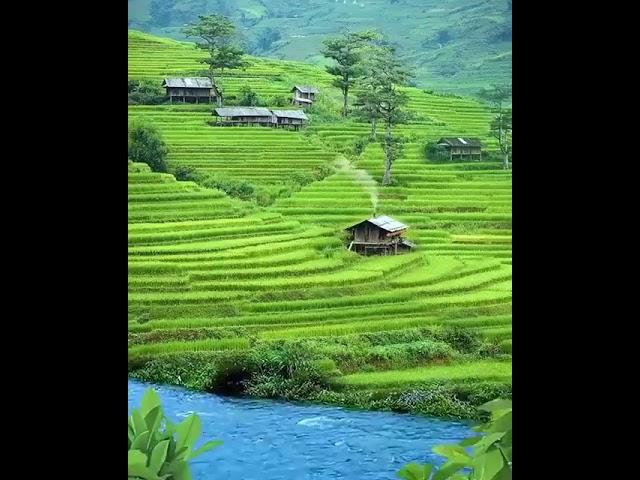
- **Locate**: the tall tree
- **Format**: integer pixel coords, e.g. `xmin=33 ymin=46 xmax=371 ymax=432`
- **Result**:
xmin=491 ymin=108 xmax=512 ymax=169
xmin=183 ymin=15 xmax=247 ymax=106
xmin=357 ymin=46 xmax=411 ymax=140
xmin=322 ymin=31 xmax=379 ymax=117
xmin=478 ymin=84 xmax=512 ymax=169
xmin=356 ymin=47 xmax=410 ymax=185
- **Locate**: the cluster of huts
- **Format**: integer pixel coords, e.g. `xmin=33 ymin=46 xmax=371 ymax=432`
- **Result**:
xmin=161 ymin=78 xmax=317 ymax=130
xmin=162 ymin=78 xmax=317 ymax=107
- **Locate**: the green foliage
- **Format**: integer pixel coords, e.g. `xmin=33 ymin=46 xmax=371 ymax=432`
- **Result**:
xmin=397 ymin=398 xmax=512 ymax=480
xmin=236 ymin=85 xmax=264 ymax=106
xmin=128 ymin=388 xmax=221 ymax=480
xmin=129 ymin=79 xmax=167 ymax=105
xmin=128 ymin=121 xmax=169 ymax=173
xmin=322 ymin=30 xmax=380 ymax=117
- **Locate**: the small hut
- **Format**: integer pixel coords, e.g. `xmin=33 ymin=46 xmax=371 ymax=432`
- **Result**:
xmin=271 ymin=110 xmax=308 ymax=130
xmin=291 ymin=86 xmax=319 ymax=107
xmin=436 ymin=137 xmax=483 ymax=161
xmin=345 ymin=215 xmax=415 ymax=255
xmin=212 ymin=107 xmax=274 ymax=126
xmin=162 ymin=77 xmax=218 ymax=103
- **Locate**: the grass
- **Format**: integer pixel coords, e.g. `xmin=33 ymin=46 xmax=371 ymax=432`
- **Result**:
xmin=335 ymin=360 xmax=512 ymax=388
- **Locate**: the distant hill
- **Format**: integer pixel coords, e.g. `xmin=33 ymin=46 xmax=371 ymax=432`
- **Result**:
xmin=127 ymin=0 xmax=512 ymax=95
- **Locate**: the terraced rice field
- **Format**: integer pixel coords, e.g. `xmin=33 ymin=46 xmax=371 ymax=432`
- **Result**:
xmin=128 ymin=31 xmax=512 ymax=415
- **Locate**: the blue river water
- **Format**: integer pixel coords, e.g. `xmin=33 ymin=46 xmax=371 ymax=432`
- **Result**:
xmin=128 ymin=379 xmax=473 ymax=479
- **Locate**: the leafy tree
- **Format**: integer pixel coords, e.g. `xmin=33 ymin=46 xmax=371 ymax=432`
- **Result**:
xmin=322 ymin=30 xmax=380 ymax=117
xmin=490 ymin=109 xmax=512 ymax=170
xmin=183 ymin=15 xmax=248 ymax=106
xmin=478 ymin=84 xmax=512 ymax=169
xmin=357 ymin=46 xmax=411 ymax=137
xmin=237 ymin=85 xmax=262 ymax=106
xmin=128 ymin=121 xmax=169 ymax=173
xmin=128 ymin=388 xmax=221 ymax=480
xmin=397 ymin=399 xmax=512 ymax=480
xmin=356 ymin=47 xmax=411 ymax=184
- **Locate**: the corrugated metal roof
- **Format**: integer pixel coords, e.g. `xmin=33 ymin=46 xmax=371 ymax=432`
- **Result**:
xmin=293 ymin=98 xmax=313 ymax=103
xmin=401 ymin=239 xmax=416 ymax=248
xmin=163 ymin=77 xmax=213 ymax=88
xmin=346 ymin=215 xmax=408 ymax=233
xmin=292 ymin=85 xmax=319 ymax=94
xmin=437 ymin=137 xmax=482 ymax=147
xmin=271 ymin=110 xmax=308 ymax=120
xmin=213 ymin=107 xmax=273 ymax=117
xmin=368 ymin=215 xmax=408 ymax=232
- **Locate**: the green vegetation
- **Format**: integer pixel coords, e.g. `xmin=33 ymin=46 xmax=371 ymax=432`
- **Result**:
xmin=129 ymin=121 xmax=169 ymax=173
xmin=128 ymin=0 xmax=512 ymax=95
xmin=128 ymin=30 xmax=511 ymax=420
xmin=397 ymin=398 xmax=512 ymax=479
xmin=128 ymin=388 xmax=221 ymax=480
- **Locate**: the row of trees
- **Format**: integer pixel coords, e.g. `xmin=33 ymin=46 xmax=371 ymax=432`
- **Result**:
xmin=321 ymin=31 xmax=411 ymax=185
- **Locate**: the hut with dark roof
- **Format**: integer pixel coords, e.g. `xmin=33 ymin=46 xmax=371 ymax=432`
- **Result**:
xmin=436 ymin=137 xmax=483 ymax=161
xmin=212 ymin=107 xmax=274 ymax=127
xmin=162 ymin=77 xmax=219 ymax=103
xmin=271 ymin=110 xmax=309 ymax=130
xmin=345 ymin=215 xmax=415 ymax=255
xmin=291 ymin=86 xmax=319 ymax=107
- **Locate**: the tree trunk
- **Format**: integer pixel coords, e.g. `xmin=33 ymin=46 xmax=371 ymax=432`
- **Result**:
xmin=382 ymin=157 xmax=392 ymax=185
xmin=503 ymin=152 xmax=509 ymax=170
xmin=370 ymin=117 xmax=377 ymax=139
xmin=343 ymin=88 xmax=349 ymax=117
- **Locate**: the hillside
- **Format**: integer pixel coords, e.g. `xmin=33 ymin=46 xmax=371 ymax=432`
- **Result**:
xmin=127 ymin=0 xmax=512 ymax=95
xmin=128 ymin=31 xmax=512 ymax=419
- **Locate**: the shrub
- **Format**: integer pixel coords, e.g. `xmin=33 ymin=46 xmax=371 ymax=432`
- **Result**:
xmin=270 ymin=95 xmax=289 ymax=107
xmin=173 ymin=166 xmax=200 ymax=182
xmin=128 ymin=79 xmax=167 ymax=105
xmin=128 ymin=121 xmax=169 ymax=173
xmin=425 ymin=141 xmax=450 ymax=162
xmin=236 ymin=85 xmax=264 ymax=106
xmin=397 ymin=398 xmax=512 ymax=479
xmin=128 ymin=388 xmax=221 ymax=480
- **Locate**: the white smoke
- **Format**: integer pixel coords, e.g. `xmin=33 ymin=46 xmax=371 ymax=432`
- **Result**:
xmin=335 ymin=156 xmax=379 ymax=216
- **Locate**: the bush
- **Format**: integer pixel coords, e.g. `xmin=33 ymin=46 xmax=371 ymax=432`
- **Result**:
xmin=128 ymin=121 xmax=169 ymax=173
xmin=173 ymin=166 xmax=200 ymax=182
xmin=201 ymin=175 xmax=256 ymax=201
xmin=353 ymin=137 xmax=371 ymax=156
xmin=236 ymin=85 xmax=264 ymax=106
xmin=128 ymin=388 xmax=221 ymax=480
xmin=128 ymin=79 xmax=167 ymax=105
xmin=270 ymin=95 xmax=289 ymax=107
xmin=424 ymin=141 xmax=450 ymax=161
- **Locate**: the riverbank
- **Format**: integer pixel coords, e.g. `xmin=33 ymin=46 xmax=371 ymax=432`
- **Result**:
xmin=128 ymin=328 xmax=512 ymax=420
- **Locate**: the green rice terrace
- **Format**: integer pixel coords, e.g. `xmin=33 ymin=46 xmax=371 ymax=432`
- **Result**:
xmin=128 ymin=30 xmax=512 ymax=419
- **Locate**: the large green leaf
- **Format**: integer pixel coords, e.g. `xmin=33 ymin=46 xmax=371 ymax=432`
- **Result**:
xmin=459 ymin=436 xmax=482 ymax=447
xmin=191 ymin=440 xmax=223 ymax=459
xmin=432 ymin=461 xmax=469 ymax=480
xmin=128 ymin=450 xmax=161 ymax=480
xmin=149 ymin=440 xmax=170 ymax=474
xmin=145 ymin=406 xmax=163 ymax=435
xmin=486 ymin=412 xmax=511 ymax=435
xmin=397 ymin=463 xmax=434 ymax=479
xmin=472 ymin=432 xmax=505 ymax=455
xmin=472 ymin=449 xmax=504 ymax=480
xmin=433 ymin=445 xmax=471 ymax=464
xmin=141 ymin=389 xmax=162 ymax=417
xmin=131 ymin=410 xmax=148 ymax=437
xmin=175 ymin=415 xmax=202 ymax=454
xmin=478 ymin=399 xmax=511 ymax=414
xmin=132 ymin=431 xmax=151 ymax=452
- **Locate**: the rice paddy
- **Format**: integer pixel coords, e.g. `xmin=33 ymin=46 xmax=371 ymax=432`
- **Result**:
xmin=128 ymin=31 xmax=512 ymax=417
